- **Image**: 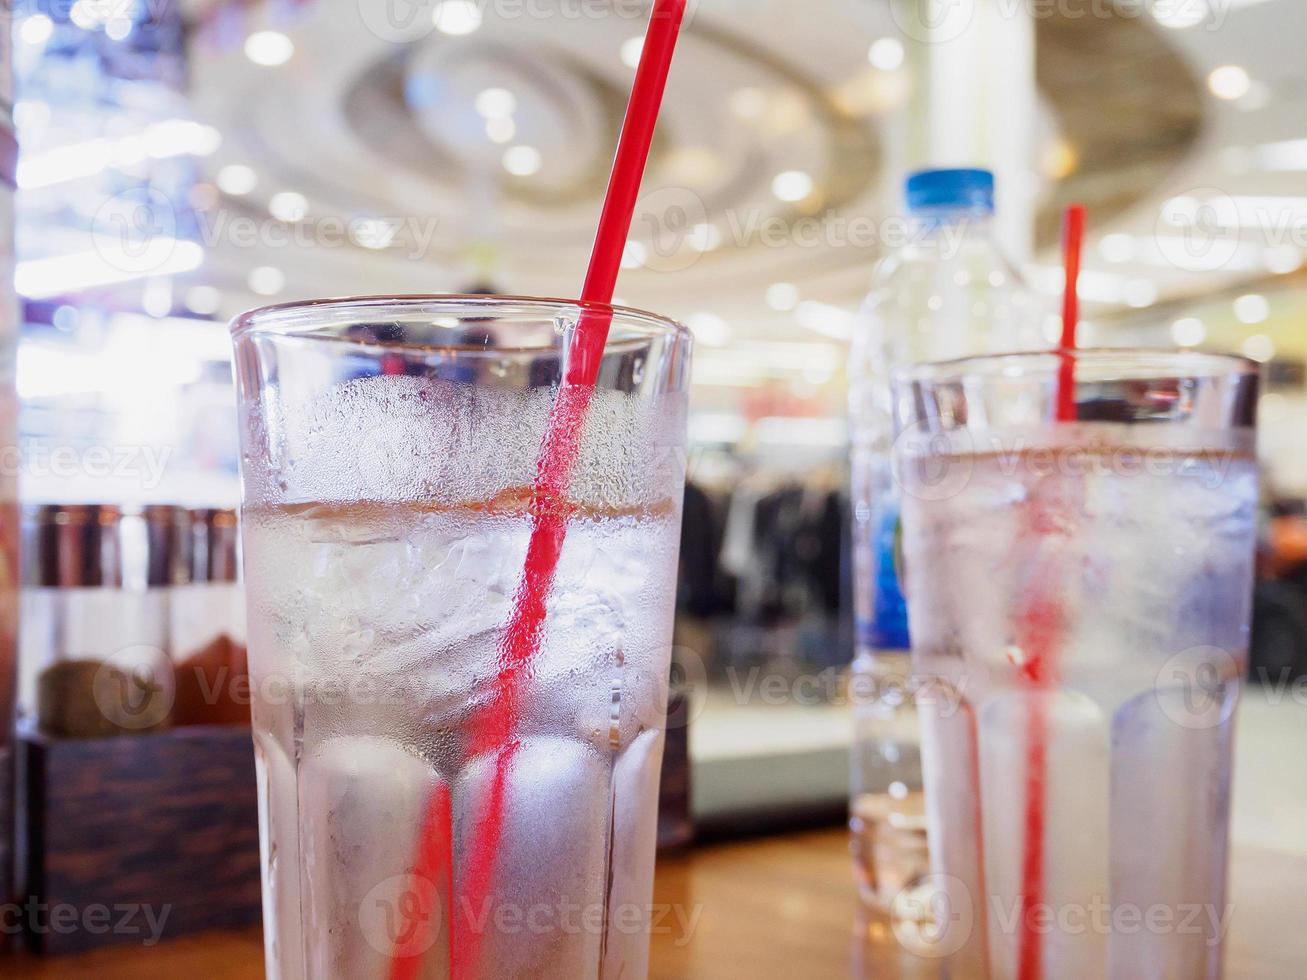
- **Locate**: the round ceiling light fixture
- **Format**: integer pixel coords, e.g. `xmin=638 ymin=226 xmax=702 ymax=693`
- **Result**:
xmin=245 ymin=30 xmax=295 ymax=67
xmin=868 ymin=38 xmax=905 ymax=72
xmin=1207 ymin=65 xmax=1251 ymax=101
xmin=771 ymin=170 xmax=814 ymax=203
xmin=1170 ymin=317 xmax=1206 ymax=347
xmin=433 ymin=0 xmax=482 ymax=36
xmin=502 ymin=145 xmax=542 ymax=177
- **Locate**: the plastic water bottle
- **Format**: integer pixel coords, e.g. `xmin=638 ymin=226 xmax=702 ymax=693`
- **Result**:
xmin=848 ymin=168 xmax=1044 ymax=910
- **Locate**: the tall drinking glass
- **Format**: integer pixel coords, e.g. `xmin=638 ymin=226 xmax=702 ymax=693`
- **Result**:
xmin=890 ymin=350 xmax=1258 ymax=978
xmin=231 ymin=296 xmax=692 ymax=980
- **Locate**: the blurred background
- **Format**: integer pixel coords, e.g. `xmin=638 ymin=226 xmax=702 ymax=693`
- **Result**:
xmin=13 ymin=0 xmax=1307 ymax=502
xmin=3 ymin=0 xmax=1307 ymax=973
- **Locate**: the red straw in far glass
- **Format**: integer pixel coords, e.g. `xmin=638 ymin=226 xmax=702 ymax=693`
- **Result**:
xmin=388 ymin=4 xmax=688 ymax=979
xmin=1056 ymin=204 xmax=1086 ymax=422
xmin=1016 ymin=203 xmax=1086 ymax=980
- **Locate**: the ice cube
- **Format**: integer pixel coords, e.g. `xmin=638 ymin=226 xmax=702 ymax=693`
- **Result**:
xmin=254 ymin=731 xmax=303 ymax=980
xmin=299 ymin=736 xmax=447 ymax=979
xmin=1109 ymin=687 xmax=1234 ymax=978
xmin=600 ymin=727 xmax=665 ymax=979
xmin=917 ymin=685 xmax=989 ymax=977
xmin=453 ymin=736 xmax=615 ymax=979
xmin=977 ymin=689 xmax=1109 ymax=978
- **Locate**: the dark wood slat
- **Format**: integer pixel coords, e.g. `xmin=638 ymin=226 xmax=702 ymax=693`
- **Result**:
xmin=19 ymin=729 xmax=263 ymax=955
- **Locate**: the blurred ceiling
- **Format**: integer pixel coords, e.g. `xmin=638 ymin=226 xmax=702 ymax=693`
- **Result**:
xmin=180 ymin=0 xmax=1307 ymax=361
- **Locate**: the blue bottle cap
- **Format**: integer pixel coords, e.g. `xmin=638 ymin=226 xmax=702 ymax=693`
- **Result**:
xmin=905 ymin=168 xmax=995 ymax=215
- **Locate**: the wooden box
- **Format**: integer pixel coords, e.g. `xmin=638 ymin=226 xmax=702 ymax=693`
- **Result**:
xmin=18 ymin=726 xmax=263 ymax=955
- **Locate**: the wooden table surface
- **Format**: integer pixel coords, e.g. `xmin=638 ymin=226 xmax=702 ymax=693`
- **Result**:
xmin=5 ymin=828 xmax=1305 ymax=978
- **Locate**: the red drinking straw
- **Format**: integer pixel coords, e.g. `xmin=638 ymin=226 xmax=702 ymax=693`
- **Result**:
xmin=1016 ymin=203 xmax=1086 ymax=980
xmin=388 ymin=5 xmax=688 ymax=978
xmin=1056 ymin=204 xmax=1086 ymax=423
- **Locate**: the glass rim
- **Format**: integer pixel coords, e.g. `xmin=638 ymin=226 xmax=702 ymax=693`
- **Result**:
xmin=894 ymin=347 xmax=1260 ymax=383
xmin=230 ymin=293 xmax=693 ymax=347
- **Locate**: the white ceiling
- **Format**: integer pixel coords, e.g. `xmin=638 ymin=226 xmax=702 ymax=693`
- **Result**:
xmin=180 ymin=0 xmax=1307 ymax=360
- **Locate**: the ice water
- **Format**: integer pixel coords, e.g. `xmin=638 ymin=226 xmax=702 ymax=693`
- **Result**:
xmin=897 ymin=431 xmax=1257 ymax=979
xmin=242 ymin=493 xmax=680 ymax=980
xmin=850 ymin=782 xmax=929 ymax=910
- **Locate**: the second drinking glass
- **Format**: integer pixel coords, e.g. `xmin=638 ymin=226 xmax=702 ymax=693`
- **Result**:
xmin=892 ymin=350 xmax=1258 ymax=978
